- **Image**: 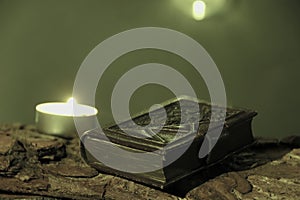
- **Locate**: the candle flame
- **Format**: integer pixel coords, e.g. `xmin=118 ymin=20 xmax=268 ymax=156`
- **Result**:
xmin=67 ymin=97 xmax=77 ymax=104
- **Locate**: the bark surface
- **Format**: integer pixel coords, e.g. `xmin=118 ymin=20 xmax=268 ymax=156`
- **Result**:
xmin=0 ymin=124 xmax=299 ymax=200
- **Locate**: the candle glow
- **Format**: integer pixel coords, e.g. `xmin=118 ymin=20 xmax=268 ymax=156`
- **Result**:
xmin=193 ymin=0 xmax=206 ymax=21
xmin=36 ymin=97 xmax=98 ymax=117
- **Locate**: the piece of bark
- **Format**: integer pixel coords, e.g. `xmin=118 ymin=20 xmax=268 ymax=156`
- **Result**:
xmin=43 ymin=158 xmax=99 ymax=178
xmin=103 ymin=176 xmax=179 ymax=200
xmin=185 ymin=172 xmax=252 ymax=200
xmin=186 ymin=148 xmax=300 ymax=200
xmin=0 ymin=123 xmax=300 ymax=200
xmin=0 ymin=133 xmax=26 ymax=176
xmin=0 ymin=134 xmax=15 ymax=155
xmin=0 ymin=124 xmax=179 ymax=200
xmin=15 ymin=130 xmax=66 ymax=162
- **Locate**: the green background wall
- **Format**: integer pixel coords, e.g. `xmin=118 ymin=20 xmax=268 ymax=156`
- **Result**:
xmin=0 ymin=0 xmax=299 ymax=138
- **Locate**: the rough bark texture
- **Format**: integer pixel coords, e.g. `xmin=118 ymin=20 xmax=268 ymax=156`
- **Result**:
xmin=0 ymin=123 xmax=299 ymax=200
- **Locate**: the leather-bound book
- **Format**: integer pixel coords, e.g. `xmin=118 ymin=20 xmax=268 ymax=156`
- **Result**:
xmin=80 ymin=96 xmax=257 ymax=189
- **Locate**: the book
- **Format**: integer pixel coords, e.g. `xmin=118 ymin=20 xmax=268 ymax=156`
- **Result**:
xmin=80 ymin=96 xmax=257 ymax=189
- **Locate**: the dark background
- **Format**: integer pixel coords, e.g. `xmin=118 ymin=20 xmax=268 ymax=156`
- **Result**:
xmin=0 ymin=0 xmax=299 ymax=138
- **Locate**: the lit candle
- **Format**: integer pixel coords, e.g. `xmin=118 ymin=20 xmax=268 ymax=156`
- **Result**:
xmin=35 ymin=97 xmax=98 ymax=138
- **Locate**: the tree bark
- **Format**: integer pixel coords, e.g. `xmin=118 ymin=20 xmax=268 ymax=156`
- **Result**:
xmin=0 ymin=124 xmax=299 ymax=199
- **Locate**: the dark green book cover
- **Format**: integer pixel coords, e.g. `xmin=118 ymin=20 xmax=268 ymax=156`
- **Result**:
xmin=80 ymin=96 xmax=257 ymax=189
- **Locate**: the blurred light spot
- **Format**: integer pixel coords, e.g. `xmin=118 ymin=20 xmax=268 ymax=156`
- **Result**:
xmin=193 ymin=0 xmax=206 ymax=21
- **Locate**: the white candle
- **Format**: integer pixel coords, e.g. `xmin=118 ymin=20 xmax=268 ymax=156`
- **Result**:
xmin=35 ymin=97 xmax=98 ymax=138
